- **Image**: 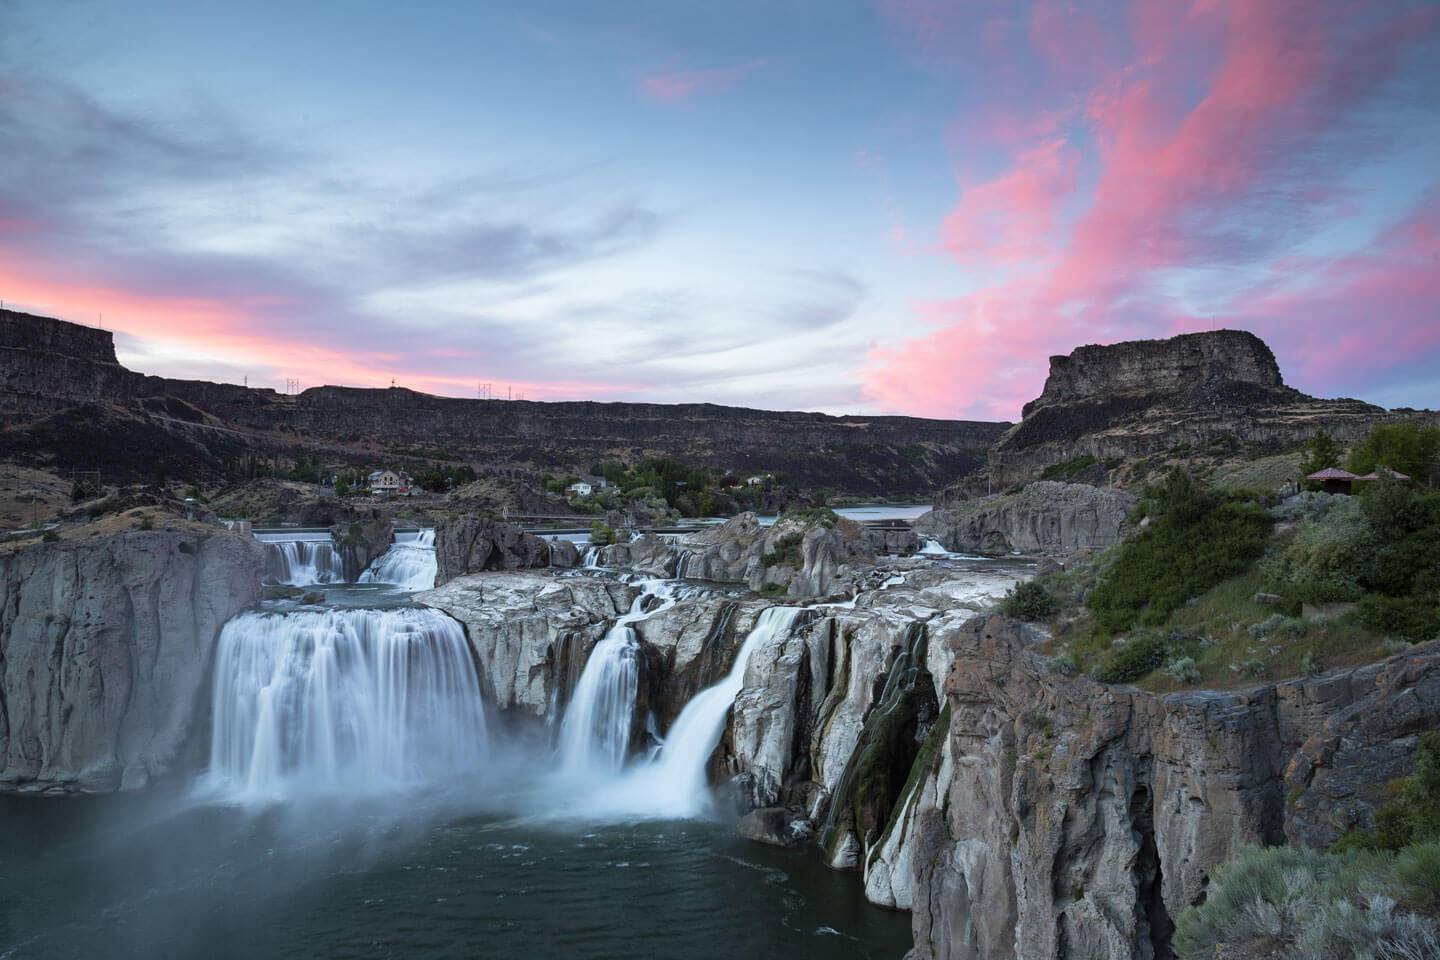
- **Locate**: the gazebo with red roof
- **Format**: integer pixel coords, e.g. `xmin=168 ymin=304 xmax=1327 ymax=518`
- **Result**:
xmin=1305 ymin=467 xmax=1358 ymax=495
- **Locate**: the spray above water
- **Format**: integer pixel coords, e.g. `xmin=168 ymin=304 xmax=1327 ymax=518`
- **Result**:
xmin=206 ymin=606 xmax=488 ymax=803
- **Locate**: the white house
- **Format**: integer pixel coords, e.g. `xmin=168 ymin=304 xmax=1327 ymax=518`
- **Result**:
xmin=745 ymin=474 xmax=771 ymax=487
xmin=368 ymin=469 xmax=412 ymax=495
xmin=566 ymin=481 xmax=593 ymax=498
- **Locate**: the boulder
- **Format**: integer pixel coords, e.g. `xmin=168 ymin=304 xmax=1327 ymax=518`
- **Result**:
xmin=913 ymin=481 xmax=1137 ymax=556
xmin=433 ymin=515 xmax=554 ymax=586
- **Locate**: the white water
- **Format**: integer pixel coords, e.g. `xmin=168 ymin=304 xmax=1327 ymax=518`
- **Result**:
xmin=552 ymin=605 xmax=805 ymax=820
xmin=556 ymin=579 xmax=680 ymax=776
xmin=205 ymin=607 xmax=488 ymax=802
xmin=359 ymin=529 xmax=437 ymax=591
xmin=263 ymin=539 xmax=345 ymax=586
xmin=582 ymin=546 xmax=603 ymax=568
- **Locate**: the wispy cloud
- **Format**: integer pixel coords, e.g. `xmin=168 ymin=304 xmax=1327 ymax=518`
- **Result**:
xmin=639 ymin=59 xmax=766 ymax=103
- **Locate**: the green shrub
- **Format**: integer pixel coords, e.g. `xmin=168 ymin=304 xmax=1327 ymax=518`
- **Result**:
xmin=1162 ymin=656 xmax=1201 ymax=684
xmin=1038 ymin=454 xmax=1098 ymax=481
xmin=1001 ymin=579 xmax=1056 ymax=621
xmin=1087 ymin=470 xmax=1272 ymax=635
xmin=137 ymin=517 xmax=154 ymax=531
xmin=780 ymin=506 xmax=838 ymax=528
xmin=1347 ymin=421 xmax=1440 ymax=482
xmin=41 ymin=529 xmax=60 ymax=542
xmin=589 ymin=520 xmax=618 ymax=547
xmin=761 ymin=532 xmax=804 ymax=569
xmin=1093 ymin=630 xmax=1168 ymax=684
xmin=1394 ymin=842 xmax=1440 ymax=911
xmin=1248 ymin=613 xmax=1308 ymax=641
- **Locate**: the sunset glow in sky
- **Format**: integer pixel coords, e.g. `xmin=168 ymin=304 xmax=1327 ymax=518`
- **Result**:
xmin=2 ymin=1 xmax=1437 ymax=419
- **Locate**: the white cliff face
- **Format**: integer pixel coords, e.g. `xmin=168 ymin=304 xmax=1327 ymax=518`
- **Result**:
xmin=0 ymin=530 xmax=265 ymax=793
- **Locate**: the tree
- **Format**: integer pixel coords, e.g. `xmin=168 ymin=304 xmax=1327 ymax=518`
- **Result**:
xmin=1348 ymin=422 xmax=1440 ymax=484
xmin=334 ymin=476 xmax=351 ymax=497
xmin=1299 ymin=428 xmax=1342 ymax=483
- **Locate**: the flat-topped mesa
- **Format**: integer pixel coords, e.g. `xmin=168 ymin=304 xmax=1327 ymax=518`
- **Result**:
xmin=0 ymin=308 xmax=119 ymax=364
xmin=1022 ymin=329 xmax=1286 ymax=417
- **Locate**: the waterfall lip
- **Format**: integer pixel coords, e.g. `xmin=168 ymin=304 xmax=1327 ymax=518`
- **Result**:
xmin=358 ymin=528 xmax=437 ymax=592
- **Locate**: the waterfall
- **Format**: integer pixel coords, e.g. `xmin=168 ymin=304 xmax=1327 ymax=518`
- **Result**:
xmin=555 ymin=580 xmax=678 ymax=775
xmin=205 ymin=607 xmax=488 ymax=802
xmin=582 ymin=546 xmax=602 ymax=568
xmin=263 ymin=539 xmax=345 ymax=586
xmin=556 ymin=605 xmax=805 ymax=820
xmin=358 ymin=529 xmax=437 ymax=590
xmin=637 ymin=606 xmax=805 ymax=814
xmin=919 ymin=538 xmax=948 ymax=556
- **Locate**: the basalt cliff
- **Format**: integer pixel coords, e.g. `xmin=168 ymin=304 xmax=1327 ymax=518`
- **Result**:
xmin=0 ymin=309 xmax=1006 ymax=497
xmin=984 ymin=330 xmax=1407 ymax=489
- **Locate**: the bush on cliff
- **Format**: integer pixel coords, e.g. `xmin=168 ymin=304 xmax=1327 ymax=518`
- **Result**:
xmin=1000 ymin=579 xmax=1056 ymax=621
xmin=1086 ymin=469 xmax=1272 ymax=635
xmin=761 ymin=532 xmax=804 ymax=569
xmin=1266 ymin=481 xmax=1440 ymax=642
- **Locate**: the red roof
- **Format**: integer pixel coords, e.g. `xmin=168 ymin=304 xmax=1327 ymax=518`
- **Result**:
xmin=1306 ymin=468 xmax=1358 ymax=480
xmin=1357 ymin=468 xmax=1411 ymax=481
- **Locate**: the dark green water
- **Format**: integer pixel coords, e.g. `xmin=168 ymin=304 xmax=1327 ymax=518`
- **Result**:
xmin=0 ymin=788 xmax=912 ymax=959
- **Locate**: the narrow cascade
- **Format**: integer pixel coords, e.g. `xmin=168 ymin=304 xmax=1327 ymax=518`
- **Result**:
xmin=263 ymin=539 xmax=345 ymax=586
xmin=640 ymin=606 xmax=805 ymax=814
xmin=556 ymin=580 xmax=678 ymax=775
xmin=582 ymin=546 xmax=603 ymax=568
xmin=206 ymin=607 xmax=488 ymax=801
xmin=567 ymin=606 xmax=806 ymax=820
xmin=919 ymin=538 xmax=948 ymax=556
xmin=358 ymin=529 xmax=437 ymax=590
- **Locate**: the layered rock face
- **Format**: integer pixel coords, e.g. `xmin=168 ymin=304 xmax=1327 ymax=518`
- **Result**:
xmin=2 ymin=311 xmax=1007 ymax=495
xmin=988 ymin=330 xmax=1397 ymax=488
xmin=900 ymin=616 xmax=1440 ymax=960
xmin=0 ymin=529 xmax=265 ymax=792
xmin=914 ymin=481 xmax=1137 ymax=556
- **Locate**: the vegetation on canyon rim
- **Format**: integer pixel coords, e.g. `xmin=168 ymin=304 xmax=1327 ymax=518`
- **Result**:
xmin=1027 ymin=424 xmax=1440 ymax=691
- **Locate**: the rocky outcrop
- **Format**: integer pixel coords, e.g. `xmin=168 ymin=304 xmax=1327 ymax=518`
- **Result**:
xmin=899 ymin=617 xmax=1440 ymax=960
xmin=433 ymin=516 xmax=555 ymax=586
xmin=2 ymin=311 xmax=1007 ymax=495
xmin=604 ymin=512 xmax=876 ymax=599
xmin=914 ymin=481 xmax=1137 ymax=556
xmin=331 ymin=517 xmax=394 ymax=581
xmin=987 ymin=330 xmax=1405 ymax=488
xmin=0 ymin=529 xmax=265 ymax=793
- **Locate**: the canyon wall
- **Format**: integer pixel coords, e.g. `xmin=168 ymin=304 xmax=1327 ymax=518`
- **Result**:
xmin=0 ymin=529 xmax=265 ymax=793
xmin=914 ymin=481 xmax=1138 ymax=556
xmin=1 ymin=310 xmax=1007 ymax=495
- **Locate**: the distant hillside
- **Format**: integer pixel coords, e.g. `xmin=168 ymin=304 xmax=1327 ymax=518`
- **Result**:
xmin=0 ymin=310 xmax=1009 ymax=496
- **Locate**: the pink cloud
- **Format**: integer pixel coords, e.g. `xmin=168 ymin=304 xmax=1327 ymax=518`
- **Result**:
xmin=865 ymin=0 xmax=1440 ymax=419
xmin=639 ymin=60 xmax=766 ymax=103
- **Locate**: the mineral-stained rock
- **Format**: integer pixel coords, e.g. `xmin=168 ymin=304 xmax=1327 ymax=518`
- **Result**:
xmin=913 ymin=481 xmax=1137 ymax=556
xmin=0 ymin=529 xmax=265 ymax=792
xmin=736 ymin=807 xmax=813 ymax=847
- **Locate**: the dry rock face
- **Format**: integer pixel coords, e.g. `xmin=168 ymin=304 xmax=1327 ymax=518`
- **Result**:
xmin=986 ymin=330 xmax=1402 ymax=487
xmin=434 ymin=516 xmax=562 ymax=586
xmin=901 ymin=617 xmax=1440 ymax=960
xmin=914 ymin=481 xmax=1137 ymax=556
xmin=0 ymin=530 xmax=264 ymax=793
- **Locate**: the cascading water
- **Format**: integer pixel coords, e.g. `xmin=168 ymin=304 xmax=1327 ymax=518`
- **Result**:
xmin=555 ymin=580 xmax=679 ymax=776
xmin=554 ymin=605 xmax=806 ymax=820
xmin=582 ymin=546 xmax=603 ymax=569
xmin=206 ymin=606 xmax=488 ymax=802
xmin=263 ymin=538 xmax=345 ymax=586
xmin=358 ymin=529 xmax=437 ymax=590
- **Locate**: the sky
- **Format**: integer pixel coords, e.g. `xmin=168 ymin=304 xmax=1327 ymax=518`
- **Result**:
xmin=1 ymin=0 xmax=1437 ymax=421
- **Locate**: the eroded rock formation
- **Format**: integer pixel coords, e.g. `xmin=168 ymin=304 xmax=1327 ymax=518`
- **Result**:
xmin=914 ymin=481 xmax=1138 ymax=556
xmin=0 ymin=529 xmax=265 ymax=793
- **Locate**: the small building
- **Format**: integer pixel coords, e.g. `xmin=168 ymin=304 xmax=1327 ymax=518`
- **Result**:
xmin=745 ymin=474 xmax=770 ymax=487
xmin=368 ymin=469 xmax=411 ymax=496
xmin=1305 ymin=467 xmax=1358 ymax=495
xmin=566 ymin=481 xmax=593 ymax=498
xmin=579 ymin=473 xmax=609 ymax=491
xmin=1356 ymin=467 xmax=1411 ymax=484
